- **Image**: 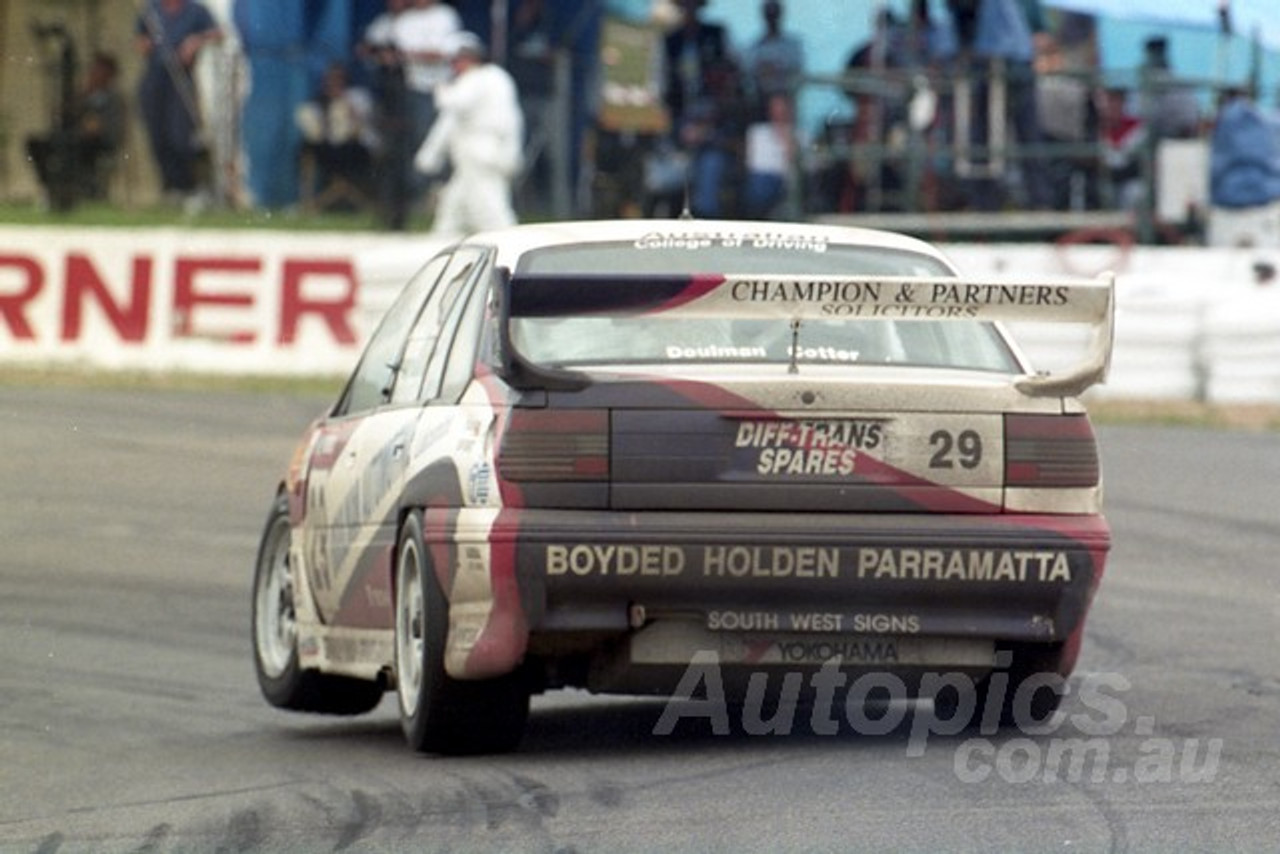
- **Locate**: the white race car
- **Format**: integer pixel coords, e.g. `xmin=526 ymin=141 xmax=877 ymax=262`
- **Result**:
xmin=252 ymin=219 xmax=1113 ymax=753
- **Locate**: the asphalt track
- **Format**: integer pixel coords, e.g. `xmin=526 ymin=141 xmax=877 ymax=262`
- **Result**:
xmin=1 ymin=385 xmax=1278 ymax=853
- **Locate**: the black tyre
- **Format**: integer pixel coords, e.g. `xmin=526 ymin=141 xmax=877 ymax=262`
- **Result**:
xmin=394 ymin=510 xmax=529 ymax=754
xmin=933 ymin=642 xmax=1068 ymax=731
xmin=252 ymin=493 xmax=384 ymax=715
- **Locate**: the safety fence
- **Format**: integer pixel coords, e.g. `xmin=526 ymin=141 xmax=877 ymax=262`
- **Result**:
xmin=945 ymin=242 xmax=1280 ymax=404
xmin=0 ymin=225 xmax=1276 ymax=404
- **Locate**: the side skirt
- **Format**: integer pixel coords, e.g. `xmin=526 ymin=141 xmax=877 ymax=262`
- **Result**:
xmin=296 ymin=620 xmax=395 ymax=684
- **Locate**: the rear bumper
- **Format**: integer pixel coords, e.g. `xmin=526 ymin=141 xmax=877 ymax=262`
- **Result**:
xmin=455 ymin=509 xmax=1110 ymax=680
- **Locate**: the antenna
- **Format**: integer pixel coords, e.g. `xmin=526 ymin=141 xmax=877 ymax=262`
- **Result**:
xmin=788 ymin=319 xmax=802 ymax=374
xmin=678 ymin=175 xmax=694 ymax=219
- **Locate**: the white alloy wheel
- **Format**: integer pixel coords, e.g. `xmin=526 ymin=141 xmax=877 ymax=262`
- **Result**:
xmin=396 ymin=533 xmax=426 ymax=720
xmin=393 ymin=508 xmax=529 ymax=753
xmin=254 ymin=513 xmax=295 ymax=679
xmin=252 ymin=493 xmax=384 ymax=715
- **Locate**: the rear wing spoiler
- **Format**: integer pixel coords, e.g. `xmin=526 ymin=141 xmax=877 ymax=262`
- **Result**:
xmin=502 ymin=272 xmax=1115 ymax=397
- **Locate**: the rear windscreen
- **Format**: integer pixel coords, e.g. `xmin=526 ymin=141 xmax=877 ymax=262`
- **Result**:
xmin=517 ymin=240 xmax=949 ymax=278
xmin=510 ymin=241 xmax=1020 ymax=373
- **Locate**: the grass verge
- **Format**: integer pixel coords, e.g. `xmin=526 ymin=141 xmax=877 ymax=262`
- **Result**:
xmin=1086 ymin=398 xmax=1280 ymax=431
xmin=3 ymin=365 xmax=1278 ymax=431
xmin=0 ymin=201 xmax=418 ymax=232
xmin=0 ymin=364 xmax=344 ymax=398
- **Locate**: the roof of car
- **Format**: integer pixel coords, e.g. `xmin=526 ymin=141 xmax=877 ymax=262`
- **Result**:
xmin=453 ymin=219 xmax=951 ymax=269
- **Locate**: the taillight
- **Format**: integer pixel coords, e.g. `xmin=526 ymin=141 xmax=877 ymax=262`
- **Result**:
xmin=497 ymin=409 xmax=609 ymax=481
xmin=1004 ymin=414 xmax=1099 ymax=488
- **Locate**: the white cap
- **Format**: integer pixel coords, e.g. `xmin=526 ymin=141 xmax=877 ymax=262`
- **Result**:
xmin=448 ymin=31 xmax=485 ymax=59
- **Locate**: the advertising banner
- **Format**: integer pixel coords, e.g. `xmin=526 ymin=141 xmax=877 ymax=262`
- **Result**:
xmin=0 ymin=227 xmax=436 ymax=375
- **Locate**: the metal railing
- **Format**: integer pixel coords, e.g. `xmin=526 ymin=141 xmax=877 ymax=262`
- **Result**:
xmin=802 ymin=61 xmax=1229 ymax=243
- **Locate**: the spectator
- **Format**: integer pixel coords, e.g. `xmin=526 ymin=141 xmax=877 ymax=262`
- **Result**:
xmin=1098 ymin=86 xmax=1146 ymax=211
xmin=1035 ymin=35 xmax=1094 ymax=210
xmin=1137 ymin=36 xmax=1200 ymax=141
xmin=510 ymin=0 xmax=555 ymax=209
xmin=511 ymin=0 xmax=555 ymax=104
xmin=358 ymin=0 xmax=412 ymax=228
xmin=295 ymin=63 xmax=378 ymax=209
xmin=948 ymin=0 xmax=1051 ymax=210
xmin=843 ymin=8 xmax=915 ymax=211
xmin=661 ymin=0 xmax=742 ymax=217
xmin=847 ymin=6 xmax=911 ymax=71
xmin=1207 ymin=88 xmax=1280 ymax=248
xmin=414 ymin=32 xmax=522 ymax=236
xmin=742 ymin=92 xmax=797 ymax=219
xmin=395 ymin=0 xmax=460 ymax=156
xmin=359 ymin=0 xmax=407 ymax=58
xmin=842 ymin=2 xmax=953 ymax=213
xmin=26 ymin=51 xmax=126 ymax=207
xmin=907 ymin=0 xmax=957 ymax=211
xmin=135 ymin=0 xmax=222 ymax=205
xmin=742 ymin=0 xmax=804 ymax=117
xmin=386 ymin=0 xmax=460 ymax=229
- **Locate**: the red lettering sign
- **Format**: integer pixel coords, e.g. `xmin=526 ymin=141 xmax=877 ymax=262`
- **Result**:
xmin=62 ymin=254 xmax=153 ymax=342
xmin=173 ymin=257 xmax=260 ymax=343
xmin=0 ymin=240 xmax=368 ymax=365
xmin=0 ymin=255 xmax=43 ymax=340
xmin=280 ymin=259 xmax=358 ymax=345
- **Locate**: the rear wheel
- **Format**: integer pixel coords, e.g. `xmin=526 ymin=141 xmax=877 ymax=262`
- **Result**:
xmin=252 ymin=493 xmax=384 ymax=715
xmin=394 ymin=510 xmax=529 ymax=754
xmin=933 ymin=642 xmax=1068 ymax=731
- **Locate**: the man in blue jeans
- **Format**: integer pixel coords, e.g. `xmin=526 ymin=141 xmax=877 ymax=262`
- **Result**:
xmin=948 ymin=0 xmax=1049 ymax=211
xmin=135 ymin=0 xmax=222 ymax=203
xmin=661 ymin=0 xmax=742 ymax=218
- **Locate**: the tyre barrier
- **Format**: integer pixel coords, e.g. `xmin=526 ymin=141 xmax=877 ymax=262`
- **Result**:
xmin=1203 ymin=291 xmax=1280 ymax=404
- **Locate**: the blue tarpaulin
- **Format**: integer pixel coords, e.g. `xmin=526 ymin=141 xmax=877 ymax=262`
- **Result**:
xmin=1044 ymin=0 xmax=1280 ymax=49
xmin=233 ymin=0 xmax=381 ymax=208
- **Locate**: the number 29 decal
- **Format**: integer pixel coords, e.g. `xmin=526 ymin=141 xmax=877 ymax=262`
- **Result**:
xmin=929 ymin=429 xmax=983 ymax=469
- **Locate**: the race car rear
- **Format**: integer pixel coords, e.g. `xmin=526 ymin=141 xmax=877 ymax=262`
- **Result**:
xmin=471 ymin=268 xmax=1115 ymax=728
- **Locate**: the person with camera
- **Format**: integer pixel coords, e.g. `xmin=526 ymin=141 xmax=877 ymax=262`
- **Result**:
xmin=135 ymin=0 xmax=222 ymax=206
xmin=26 ymin=33 xmax=125 ymax=209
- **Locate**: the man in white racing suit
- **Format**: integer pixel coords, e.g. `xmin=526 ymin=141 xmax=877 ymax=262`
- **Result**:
xmin=415 ymin=31 xmax=523 ymax=236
